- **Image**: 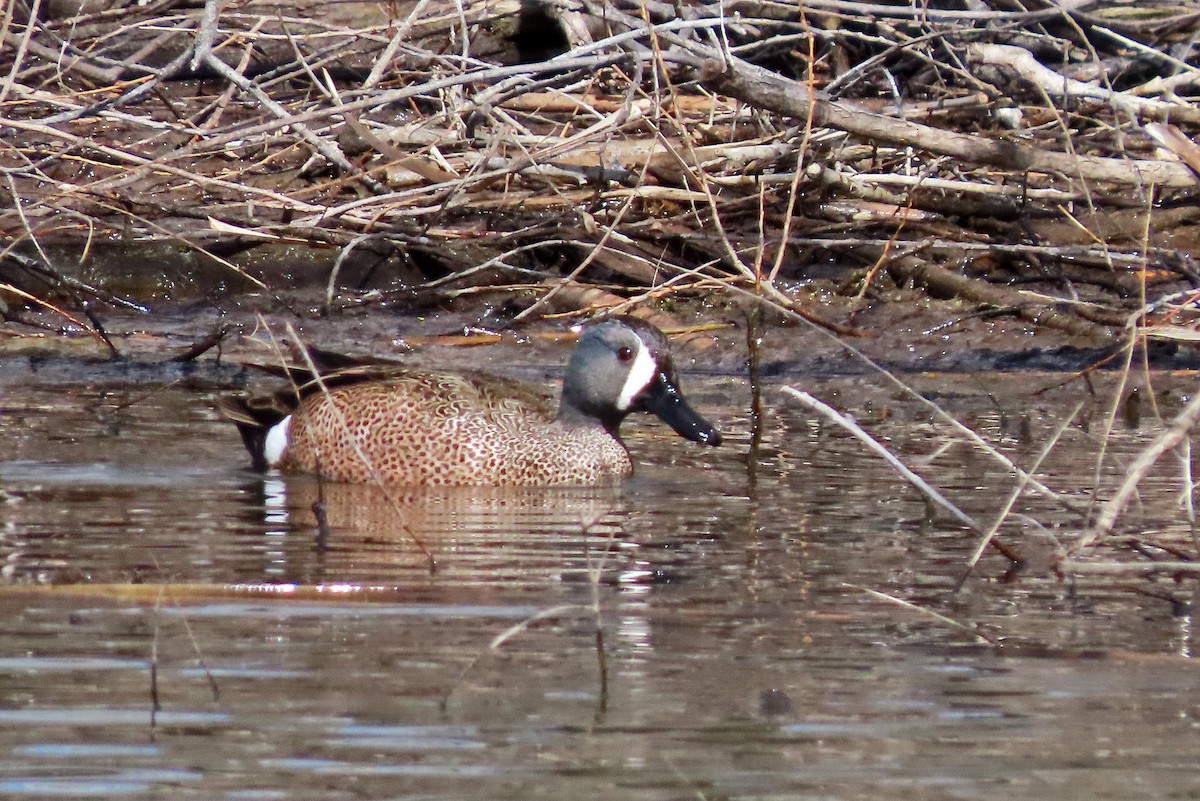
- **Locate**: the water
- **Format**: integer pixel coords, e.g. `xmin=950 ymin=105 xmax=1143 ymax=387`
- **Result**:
xmin=1 ymin=371 xmax=1199 ymax=799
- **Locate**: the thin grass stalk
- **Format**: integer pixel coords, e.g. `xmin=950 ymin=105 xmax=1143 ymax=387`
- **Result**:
xmin=1076 ymin=385 xmax=1200 ymax=551
xmin=964 ymin=403 xmax=1083 ymax=571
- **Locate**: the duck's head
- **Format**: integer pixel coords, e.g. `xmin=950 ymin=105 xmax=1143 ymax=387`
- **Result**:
xmin=558 ymin=316 xmax=722 ymax=447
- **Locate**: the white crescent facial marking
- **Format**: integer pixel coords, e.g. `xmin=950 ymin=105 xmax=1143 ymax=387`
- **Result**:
xmin=615 ymin=334 xmax=657 ymax=411
xmin=264 ymin=414 xmax=292 ymax=468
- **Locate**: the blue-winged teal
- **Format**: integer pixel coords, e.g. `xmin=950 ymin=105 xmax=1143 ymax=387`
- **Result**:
xmin=217 ymin=317 xmax=721 ymax=485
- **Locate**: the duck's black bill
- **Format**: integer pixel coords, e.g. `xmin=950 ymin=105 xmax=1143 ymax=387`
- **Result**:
xmin=642 ymin=373 xmax=722 ymax=447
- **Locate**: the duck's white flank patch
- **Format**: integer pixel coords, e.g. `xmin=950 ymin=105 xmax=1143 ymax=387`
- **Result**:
xmin=264 ymin=414 xmax=292 ymax=467
xmin=615 ymin=334 xmax=656 ymax=411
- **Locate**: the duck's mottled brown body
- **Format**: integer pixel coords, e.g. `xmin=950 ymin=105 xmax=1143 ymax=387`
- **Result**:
xmin=279 ymin=373 xmax=632 ymax=485
xmin=218 ymin=317 xmax=721 ymax=486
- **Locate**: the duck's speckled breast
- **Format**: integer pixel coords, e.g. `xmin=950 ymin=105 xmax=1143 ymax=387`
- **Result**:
xmin=279 ymin=372 xmax=633 ymax=485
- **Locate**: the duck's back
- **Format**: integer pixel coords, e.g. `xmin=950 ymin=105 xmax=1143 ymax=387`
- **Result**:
xmin=280 ymin=371 xmax=633 ymax=485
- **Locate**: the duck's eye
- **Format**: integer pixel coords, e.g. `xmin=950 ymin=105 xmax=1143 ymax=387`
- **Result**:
xmin=616 ymin=346 xmax=634 ymax=362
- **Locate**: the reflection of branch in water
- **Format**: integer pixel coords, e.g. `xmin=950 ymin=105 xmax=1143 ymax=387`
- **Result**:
xmin=441 ymin=514 xmax=623 ymax=718
xmin=148 ymin=577 xmax=222 ymax=731
xmin=583 ymin=514 xmax=623 ymax=722
xmin=782 ymin=386 xmax=1022 ymax=565
xmin=440 ymin=602 xmax=585 ymax=714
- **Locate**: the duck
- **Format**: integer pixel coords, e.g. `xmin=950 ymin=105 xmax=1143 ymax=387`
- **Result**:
xmin=216 ymin=316 xmax=721 ymax=485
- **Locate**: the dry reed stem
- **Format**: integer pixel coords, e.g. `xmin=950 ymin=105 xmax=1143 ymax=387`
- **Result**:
xmin=965 ymin=404 xmax=1083 ymax=571
xmin=779 ymin=387 xmax=973 ymax=529
xmin=1076 ymin=384 xmax=1200 ymax=552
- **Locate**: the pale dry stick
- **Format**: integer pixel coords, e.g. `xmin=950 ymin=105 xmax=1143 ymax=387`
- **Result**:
xmin=480 ymin=155 xmax=611 ymax=185
xmin=1058 ymin=560 xmax=1200 ymax=577
xmin=830 ymin=169 xmax=1084 ymax=202
xmin=109 ymin=21 xmax=188 ymax=70
xmin=847 ymin=584 xmax=997 ymax=644
xmin=782 ymin=237 xmax=1156 ymax=270
xmin=965 ymin=403 xmax=1083 ymax=570
xmin=323 ymin=232 xmax=390 ymax=314
xmin=737 ymin=0 xmax=1108 ymax=24
xmin=965 ymin=43 xmax=1195 ymax=121
xmin=1104 ymin=27 xmax=1200 ymax=97
xmin=275 ymin=320 xmax=435 ymax=569
xmin=804 ymin=163 xmax=923 ymax=210
xmin=190 ymin=0 xmax=225 ymax=71
xmin=765 ymin=5 xmax=816 ymax=286
xmin=479 ymin=103 xmax=537 ymax=141
xmin=781 ymin=387 xmax=990 ymax=538
xmin=1075 ymin=386 xmax=1200 ymax=552
xmin=1178 ymin=438 xmax=1198 ymax=554
xmin=4 ymin=174 xmax=52 ymax=269
xmin=363 ymin=0 xmax=436 ymax=91
xmin=449 ymin=0 xmax=469 ymax=65
xmin=1081 ymin=331 xmax=1141 ymax=521
xmin=10 ymin=67 xmax=199 ymax=131
xmin=0 ymin=0 xmax=40 ymax=107
xmin=438 ymin=281 xmax=567 ymax=302
xmin=214 ymin=9 xmax=392 ymax=38
xmin=1134 ymin=286 xmax=1200 ymax=319
xmin=282 ymin=27 xmax=347 ymax=112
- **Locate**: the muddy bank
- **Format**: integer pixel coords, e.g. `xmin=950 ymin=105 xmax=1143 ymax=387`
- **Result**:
xmin=3 ymin=274 xmax=1199 ymax=392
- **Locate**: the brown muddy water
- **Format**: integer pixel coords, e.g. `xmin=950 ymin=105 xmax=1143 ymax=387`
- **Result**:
xmin=2 ymin=353 xmax=1200 ymax=800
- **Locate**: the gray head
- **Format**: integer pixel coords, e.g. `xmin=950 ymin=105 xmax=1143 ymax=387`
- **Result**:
xmin=557 ymin=316 xmax=722 ymax=446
